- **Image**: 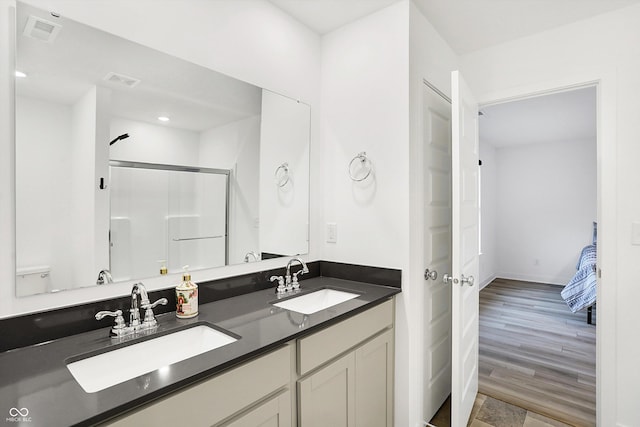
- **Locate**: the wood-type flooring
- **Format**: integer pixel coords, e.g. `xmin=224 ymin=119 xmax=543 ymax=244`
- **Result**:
xmin=479 ymin=278 xmax=596 ymax=426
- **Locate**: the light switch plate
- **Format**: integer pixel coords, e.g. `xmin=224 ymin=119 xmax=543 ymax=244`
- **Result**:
xmin=326 ymin=222 xmax=337 ymax=243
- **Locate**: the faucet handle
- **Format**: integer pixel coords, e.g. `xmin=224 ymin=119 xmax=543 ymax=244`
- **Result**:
xmin=270 ymin=275 xmax=286 ymax=294
xmin=291 ymin=272 xmax=302 ymax=290
xmin=95 ymin=310 xmax=127 ymax=336
xmin=142 ymin=298 xmax=168 ymax=328
xmin=95 ymin=309 xmax=123 ymax=320
xmin=293 ymin=266 xmax=308 ymax=277
xmin=142 ymin=297 xmax=168 ymax=310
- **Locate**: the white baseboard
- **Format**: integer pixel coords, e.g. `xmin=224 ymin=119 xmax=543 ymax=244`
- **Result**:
xmin=496 ymin=272 xmax=566 ymax=286
xmin=479 ymin=274 xmax=497 ymax=290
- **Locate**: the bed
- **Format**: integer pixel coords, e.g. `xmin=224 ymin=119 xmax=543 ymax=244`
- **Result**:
xmin=561 ymin=222 xmax=597 ymax=324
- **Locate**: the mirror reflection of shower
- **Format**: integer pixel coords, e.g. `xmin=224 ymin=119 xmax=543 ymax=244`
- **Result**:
xmin=109 ymin=162 xmax=230 ymax=281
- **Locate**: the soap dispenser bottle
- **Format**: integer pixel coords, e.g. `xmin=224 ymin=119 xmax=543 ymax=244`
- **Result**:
xmin=157 ymin=260 xmax=168 ymax=275
xmin=176 ymin=265 xmax=198 ymax=318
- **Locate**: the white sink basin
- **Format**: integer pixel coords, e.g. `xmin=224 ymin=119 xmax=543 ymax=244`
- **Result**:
xmin=67 ymin=325 xmax=237 ymax=393
xmin=273 ymin=288 xmax=360 ymax=315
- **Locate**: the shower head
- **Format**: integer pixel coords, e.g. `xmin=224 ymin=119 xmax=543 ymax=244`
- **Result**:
xmin=109 ymin=133 xmax=129 ymax=146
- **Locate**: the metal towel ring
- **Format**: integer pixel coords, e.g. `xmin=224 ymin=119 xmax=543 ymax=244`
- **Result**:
xmin=348 ymin=152 xmax=372 ymax=182
xmin=275 ymin=162 xmax=290 ymax=187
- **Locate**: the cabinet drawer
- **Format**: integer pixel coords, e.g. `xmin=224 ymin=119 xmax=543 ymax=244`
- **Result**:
xmin=104 ymin=344 xmax=292 ymax=427
xmin=297 ymin=299 xmax=393 ymax=376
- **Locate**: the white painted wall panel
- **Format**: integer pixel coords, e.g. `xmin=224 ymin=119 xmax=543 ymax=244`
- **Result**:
xmin=69 ymin=87 xmax=98 ymax=288
xmin=259 ymin=90 xmax=310 ymax=258
xmin=321 ymin=4 xmax=413 ymax=425
xmin=479 ymin=142 xmax=497 ymax=288
xmin=321 ymin=2 xmax=409 ymax=269
xmin=15 ymin=96 xmax=73 ymax=289
xmin=495 ymin=139 xmax=596 ymax=285
xmin=110 ymin=118 xmax=200 ymax=166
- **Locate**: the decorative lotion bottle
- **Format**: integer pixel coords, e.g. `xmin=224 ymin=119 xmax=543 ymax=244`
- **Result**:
xmin=176 ymin=265 xmax=198 ymax=318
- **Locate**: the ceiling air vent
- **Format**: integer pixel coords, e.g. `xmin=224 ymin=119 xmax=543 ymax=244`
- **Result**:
xmin=103 ymin=72 xmax=141 ymax=88
xmin=23 ymin=15 xmax=62 ymax=43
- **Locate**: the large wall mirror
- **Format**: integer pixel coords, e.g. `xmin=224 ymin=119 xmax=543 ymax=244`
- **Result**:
xmin=14 ymin=2 xmax=310 ymax=297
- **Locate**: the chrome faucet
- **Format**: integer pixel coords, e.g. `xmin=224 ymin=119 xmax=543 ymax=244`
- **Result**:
xmin=270 ymin=258 xmax=309 ymax=295
xmin=96 ymin=269 xmax=113 ymax=285
xmin=130 ymin=282 xmax=150 ymax=329
xmin=95 ymin=282 xmax=167 ymax=337
xmin=244 ymin=251 xmax=259 ymax=263
xmin=286 ymin=257 xmax=309 ymax=290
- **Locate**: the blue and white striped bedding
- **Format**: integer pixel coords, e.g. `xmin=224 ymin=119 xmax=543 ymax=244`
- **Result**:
xmin=561 ymin=244 xmax=597 ymax=312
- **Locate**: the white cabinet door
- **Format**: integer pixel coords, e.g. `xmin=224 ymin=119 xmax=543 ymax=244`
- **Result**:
xmin=298 ymin=353 xmax=355 ymax=427
xmin=450 ymin=70 xmax=480 ymax=427
xmin=221 ymin=391 xmax=291 ymax=427
xmin=354 ymin=330 xmax=394 ymax=427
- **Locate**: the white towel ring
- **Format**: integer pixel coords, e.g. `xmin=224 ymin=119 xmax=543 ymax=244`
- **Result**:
xmin=275 ymin=162 xmax=290 ymax=187
xmin=348 ymin=152 xmax=372 ymax=182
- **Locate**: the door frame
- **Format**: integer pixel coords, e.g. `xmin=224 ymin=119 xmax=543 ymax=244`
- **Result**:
xmin=474 ymin=70 xmax=616 ymax=427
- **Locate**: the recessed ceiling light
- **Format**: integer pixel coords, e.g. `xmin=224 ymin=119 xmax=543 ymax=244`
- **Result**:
xmin=157 ymin=116 xmax=170 ymax=122
xmin=15 ymin=71 xmax=27 ymax=78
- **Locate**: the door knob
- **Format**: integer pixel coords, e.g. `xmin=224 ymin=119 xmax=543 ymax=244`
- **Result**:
xmin=460 ymin=274 xmax=474 ymax=287
xmin=443 ymin=274 xmax=458 ymax=284
xmin=424 ymin=269 xmax=438 ymax=281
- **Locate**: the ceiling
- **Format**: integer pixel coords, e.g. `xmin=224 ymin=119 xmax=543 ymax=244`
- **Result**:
xmin=269 ymin=0 xmax=640 ymax=54
xmin=479 ymin=87 xmax=596 ymax=148
xmin=17 ymin=3 xmax=262 ymax=133
xmin=269 ymin=1 xmax=601 ymax=148
xmin=268 ymin=0 xmax=400 ymax=35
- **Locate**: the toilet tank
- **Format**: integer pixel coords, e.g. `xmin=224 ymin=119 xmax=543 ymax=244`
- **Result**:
xmin=16 ymin=266 xmax=51 ymax=297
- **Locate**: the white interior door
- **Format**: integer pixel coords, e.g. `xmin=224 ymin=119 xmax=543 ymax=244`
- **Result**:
xmin=422 ymin=82 xmax=453 ymax=422
xmin=450 ymin=70 xmax=480 ymax=427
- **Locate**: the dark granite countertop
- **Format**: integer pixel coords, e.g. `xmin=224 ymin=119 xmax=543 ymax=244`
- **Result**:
xmin=0 ymin=277 xmax=400 ymax=427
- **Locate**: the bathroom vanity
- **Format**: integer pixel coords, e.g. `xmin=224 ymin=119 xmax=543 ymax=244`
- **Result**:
xmin=0 ymin=275 xmax=399 ymax=427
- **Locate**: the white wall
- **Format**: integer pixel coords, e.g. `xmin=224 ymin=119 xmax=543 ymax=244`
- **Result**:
xmin=110 ymin=117 xmax=200 ymax=165
xmin=259 ymin=90 xmax=310 ymax=257
xmin=200 ymin=116 xmax=261 ymax=265
xmin=320 ymin=3 xmax=411 ymax=425
xmin=478 ymin=142 xmax=497 ymax=288
xmin=15 ymin=96 xmax=73 ymax=288
xmin=69 ymin=87 xmax=98 ymax=288
xmin=319 ymin=2 xmax=461 ymax=426
xmin=0 ymin=0 xmax=321 ymax=316
xmin=321 ymin=3 xmax=410 ymax=269
xmin=199 ymin=116 xmax=261 ymax=169
xmin=494 ymin=139 xmax=596 ymax=285
xmin=460 ymin=4 xmax=640 ymax=425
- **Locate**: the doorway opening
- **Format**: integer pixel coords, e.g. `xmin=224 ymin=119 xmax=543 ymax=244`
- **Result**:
xmin=476 ymin=86 xmax=597 ymax=426
xmin=424 ymin=82 xmax=598 ymax=427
